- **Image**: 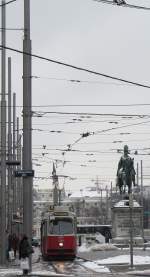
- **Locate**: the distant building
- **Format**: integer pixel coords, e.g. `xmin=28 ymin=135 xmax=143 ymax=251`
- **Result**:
xmin=33 ymin=186 xmax=112 ymax=237
xmin=33 ymin=189 xmax=53 ymax=237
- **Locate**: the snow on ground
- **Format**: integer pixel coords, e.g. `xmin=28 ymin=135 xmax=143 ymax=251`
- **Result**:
xmin=78 ymin=243 xmax=91 ymax=252
xmin=0 ymin=268 xmax=69 ymax=276
xmin=0 ymin=269 xmax=22 ymax=276
xmin=82 ymin=261 xmax=110 ymax=273
xmin=128 ymin=269 xmax=150 ymax=275
xmin=97 ymin=255 xmax=150 ymax=265
xmin=78 ymin=242 xmax=118 ymax=252
xmin=90 ymin=243 xmax=118 ymax=251
xmin=31 ymin=271 xmax=71 ymax=276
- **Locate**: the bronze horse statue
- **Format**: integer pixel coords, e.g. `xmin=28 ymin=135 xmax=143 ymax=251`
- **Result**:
xmin=117 ymin=168 xmax=135 ymax=194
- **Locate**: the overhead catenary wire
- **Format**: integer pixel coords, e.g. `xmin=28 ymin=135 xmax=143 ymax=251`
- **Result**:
xmin=32 ymin=75 xmax=132 ymax=86
xmin=93 ymin=0 xmax=150 ymax=10
xmin=0 ymin=0 xmax=19 ymax=7
xmin=32 ymin=111 xmax=150 ymax=117
xmin=3 ymin=104 xmax=150 ymax=108
xmin=0 ymin=45 xmax=150 ymax=89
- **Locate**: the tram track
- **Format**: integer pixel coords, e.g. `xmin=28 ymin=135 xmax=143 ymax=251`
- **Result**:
xmin=37 ymin=254 xmax=139 ymax=277
xmin=51 ymin=259 xmax=89 ymax=275
xmin=49 ymin=257 xmax=112 ymax=276
xmin=34 ymin=252 xmax=142 ymax=277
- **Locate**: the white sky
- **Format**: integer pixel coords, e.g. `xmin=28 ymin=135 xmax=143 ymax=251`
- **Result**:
xmin=1 ymin=0 xmax=150 ymax=192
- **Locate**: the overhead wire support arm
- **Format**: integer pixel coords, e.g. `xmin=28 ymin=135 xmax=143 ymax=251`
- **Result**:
xmin=0 ymin=28 xmax=24 ymax=31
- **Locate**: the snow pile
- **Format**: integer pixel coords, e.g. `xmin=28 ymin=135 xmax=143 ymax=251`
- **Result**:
xmin=32 ymin=270 xmax=69 ymax=276
xmin=97 ymin=255 xmax=150 ymax=265
xmin=78 ymin=243 xmax=91 ymax=252
xmin=114 ymin=200 xmax=140 ymax=208
xmin=95 ymin=233 xmax=105 ymax=243
xmin=91 ymin=243 xmax=118 ymax=251
xmin=78 ymin=242 xmax=118 ymax=252
xmin=83 ymin=261 xmax=110 ymax=273
xmin=0 ymin=269 xmax=22 ymax=276
xmin=32 ymin=246 xmax=41 ymax=263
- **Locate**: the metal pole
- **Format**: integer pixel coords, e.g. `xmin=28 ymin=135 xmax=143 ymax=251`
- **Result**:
xmin=0 ymin=0 xmax=7 ymax=265
xmin=136 ymin=163 xmax=139 ymax=187
xmin=106 ymin=186 xmax=109 ymax=224
xmin=100 ymin=189 xmax=103 ymax=224
xmin=7 ymin=57 xmax=12 ymax=233
xmin=13 ymin=93 xmax=16 ymax=215
xmin=18 ymin=135 xmax=23 ymax=235
xmin=136 ymin=162 xmax=140 ymax=203
xmin=140 ymin=160 xmax=144 ymax=241
xmin=129 ymin=192 xmax=134 ymax=269
xmin=110 ymin=181 xmax=112 ymax=208
xmin=16 ymin=117 xmax=20 ymax=211
xmin=16 ymin=118 xmax=22 ymax=236
xmin=23 ymin=0 xmax=33 ymax=271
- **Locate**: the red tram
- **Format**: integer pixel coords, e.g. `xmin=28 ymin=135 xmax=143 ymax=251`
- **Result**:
xmin=41 ymin=206 xmax=77 ymax=260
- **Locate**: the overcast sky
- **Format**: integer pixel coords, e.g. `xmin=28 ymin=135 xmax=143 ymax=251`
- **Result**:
xmin=2 ymin=0 xmax=150 ymax=192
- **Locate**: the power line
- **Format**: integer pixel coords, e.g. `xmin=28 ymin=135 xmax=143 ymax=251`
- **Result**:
xmin=0 ymin=45 xmax=150 ymax=89
xmin=32 ymin=75 xmax=131 ymax=86
xmin=31 ymin=104 xmax=150 ymax=107
xmin=0 ymin=0 xmax=19 ymax=7
xmin=3 ymin=104 xmax=150 ymax=108
xmin=95 ymin=119 xmax=150 ymax=134
xmin=93 ymin=0 xmax=150 ymax=10
xmin=32 ymin=111 xmax=149 ymax=117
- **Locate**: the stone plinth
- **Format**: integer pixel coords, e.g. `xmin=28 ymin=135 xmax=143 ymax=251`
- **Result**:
xmin=112 ymin=199 xmax=144 ymax=245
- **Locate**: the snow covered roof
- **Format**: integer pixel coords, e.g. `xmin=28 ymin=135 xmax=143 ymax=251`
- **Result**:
xmin=114 ymin=199 xmax=140 ymax=208
xmin=69 ymin=187 xmax=107 ymax=199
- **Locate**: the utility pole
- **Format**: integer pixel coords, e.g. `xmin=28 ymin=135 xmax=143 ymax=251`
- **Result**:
xmin=140 ymin=160 xmax=144 ymax=240
xmin=129 ymin=192 xmax=134 ymax=269
xmin=0 ymin=0 xmax=7 ymax=265
xmin=16 ymin=117 xmax=21 ymax=210
xmin=136 ymin=162 xmax=139 ymax=187
xmin=7 ymin=57 xmax=12 ymax=233
xmin=13 ymin=93 xmax=16 ymax=215
xmin=100 ymin=188 xmax=103 ymax=224
xmin=110 ymin=181 xmax=113 ymax=208
xmin=16 ymin=117 xmax=22 ymax=235
xmin=23 ymin=0 xmax=33 ymax=270
xmin=106 ymin=186 xmax=109 ymax=224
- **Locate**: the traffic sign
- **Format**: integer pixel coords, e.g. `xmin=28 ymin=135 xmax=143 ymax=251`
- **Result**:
xmin=0 ymin=160 xmax=21 ymax=166
xmin=14 ymin=169 xmax=34 ymax=177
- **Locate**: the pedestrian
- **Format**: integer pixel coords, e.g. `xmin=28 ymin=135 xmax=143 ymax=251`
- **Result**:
xmin=19 ymin=235 xmax=33 ymax=275
xmin=7 ymin=233 xmax=15 ymax=261
xmin=11 ymin=233 xmax=19 ymax=258
xmin=6 ymin=230 xmax=11 ymax=261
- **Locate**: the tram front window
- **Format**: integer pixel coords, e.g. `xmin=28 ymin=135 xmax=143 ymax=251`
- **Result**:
xmin=49 ymin=218 xmax=73 ymax=235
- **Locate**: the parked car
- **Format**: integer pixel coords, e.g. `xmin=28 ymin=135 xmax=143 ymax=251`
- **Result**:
xmin=32 ymin=237 xmax=40 ymax=247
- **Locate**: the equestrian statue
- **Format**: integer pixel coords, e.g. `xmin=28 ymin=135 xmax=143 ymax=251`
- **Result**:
xmin=116 ymin=145 xmax=136 ymax=194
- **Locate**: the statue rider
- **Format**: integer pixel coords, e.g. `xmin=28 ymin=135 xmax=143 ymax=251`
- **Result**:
xmin=116 ymin=145 xmax=136 ymax=194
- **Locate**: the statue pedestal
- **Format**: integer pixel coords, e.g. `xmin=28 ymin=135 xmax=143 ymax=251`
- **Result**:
xmin=112 ymin=199 xmax=144 ymax=245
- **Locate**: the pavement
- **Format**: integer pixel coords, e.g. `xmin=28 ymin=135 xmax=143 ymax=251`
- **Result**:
xmin=77 ymin=246 xmax=150 ymax=276
xmin=1 ymin=246 xmax=150 ymax=276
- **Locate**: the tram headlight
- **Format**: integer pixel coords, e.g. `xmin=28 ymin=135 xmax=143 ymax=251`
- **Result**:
xmin=59 ymin=242 xmax=63 ymax=247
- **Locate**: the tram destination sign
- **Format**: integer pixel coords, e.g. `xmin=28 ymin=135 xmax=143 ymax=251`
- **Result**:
xmin=14 ymin=169 xmax=34 ymax=177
